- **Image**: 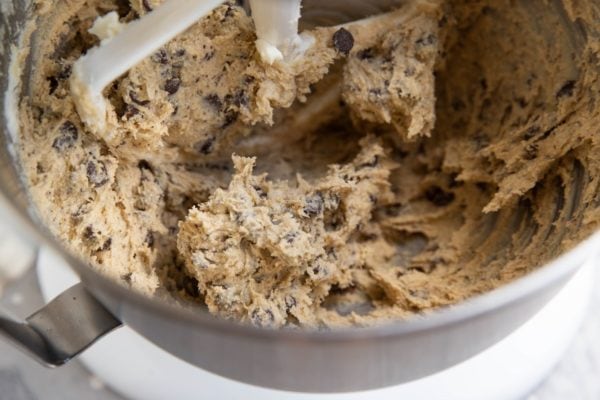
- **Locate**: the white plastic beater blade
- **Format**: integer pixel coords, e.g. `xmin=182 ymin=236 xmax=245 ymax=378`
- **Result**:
xmin=71 ymin=0 xmax=225 ymax=136
xmin=249 ymin=0 xmax=303 ymax=64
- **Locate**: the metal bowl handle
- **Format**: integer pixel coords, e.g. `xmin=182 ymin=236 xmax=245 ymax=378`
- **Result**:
xmin=0 ymin=282 xmax=121 ymax=366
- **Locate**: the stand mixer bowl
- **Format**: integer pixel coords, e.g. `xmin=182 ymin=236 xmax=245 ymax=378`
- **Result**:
xmin=1 ymin=0 xmax=599 ymax=393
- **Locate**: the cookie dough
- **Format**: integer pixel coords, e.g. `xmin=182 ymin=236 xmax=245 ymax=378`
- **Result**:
xmin=177 ymin=139 xmax=395 ymax=327
xmin=16 ymin=0 xmax=600 ymax=328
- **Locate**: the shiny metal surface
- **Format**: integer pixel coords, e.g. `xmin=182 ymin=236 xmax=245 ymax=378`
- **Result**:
xmin=0 ymin=0 xmax=599 ymax=393
xmin=0 ymin=282 xmax=121 ymax=366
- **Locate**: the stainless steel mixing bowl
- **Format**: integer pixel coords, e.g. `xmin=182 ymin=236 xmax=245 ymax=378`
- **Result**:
xmin=1 ymin=0 xmax=599 ymax=393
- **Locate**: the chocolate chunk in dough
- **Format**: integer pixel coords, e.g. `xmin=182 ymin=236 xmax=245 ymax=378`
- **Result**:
xmin=333 ymin=28 xmax=355 ymax=55
xmin=164 ymin=77 xmax=182 ymax=95
xmin=52 ymin=121 xmax=78 ymax=151
xmin=86 ymin=160 xmax=109 ymax=188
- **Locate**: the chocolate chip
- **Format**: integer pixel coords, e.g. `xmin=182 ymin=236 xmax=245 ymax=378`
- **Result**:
xmin=142 ymin=0 xmax=153 ymax=12
xmin=204 ymin=94 xmax=222 ymax=111
xmin=357 ymin=48 xmax=375 ymax=60
xmin=47 ymin=76 xmax=59 ymax=95
xmin=203 ymin=49 xmax=216 ymax=61
xmin=326 ymin=247 xmax=338 ymax=259
xmin=333 ymin=28 xmax=354 ymax=55
xmin=556 ymin=80 xmax=576 ymax=98
xmin=173 ymin=48 xmax=186 ymax=57
xmin=251 ymin=308 xmax=275 ymax=327
xmin=138 ymin=159 xmax=153 ymax=171
xmin=283 ymin=232 xmax=297 ymax=244
xmin=233 ymin=90 xmax=248 ymax=107
xmin=101 ymin=238 xmax=112 ymax=251
xmin=130 ymin=91 xmax=150 ymax=106
xmin=164 ymin=77 xmax=181 ymax=95
xmin=124 ymin=104 xmax=140 ymax=119
xmin=113 ymin=0 xmax=133 ymax=17
xmin=224 ymin=90 xmax=248 ymax=108
xmin=145 ymin=231 xmax=155 ymax=248
xmin=83 ymin=226 xmax=95 ymax=241
xmin=425 ymin=186 xmax=455 ymax=207
xmin=224 ymin=4 xmax=236 ymax=18
xmin=285 ymin=296 xmax=297 ymax=311
xmin=304 ymin=193 xmax=324 ymax=217
xmin=222 ymin=111 xmax=239 ymax=128
xmin=52 ymin=121 xmax=79 ymax=152
xmin=254 ymin=185 xmax=267 ymax=199
xmin=195 ymin=137 xmax=215 ymax=155
xmin=310 ymin=263 xmax=329 ymax=279
xmin=86 ymin=160 xmax=109 ymax=188
xmin=151 ymin=49 xmax=168 ymax=64
xmin=369 ymin=88 xmax=383 ymax=97
xmin=57 ymin=65 xmax=72 ymax=80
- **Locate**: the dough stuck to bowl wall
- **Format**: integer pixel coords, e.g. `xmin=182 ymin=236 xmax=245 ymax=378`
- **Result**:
xmin=16 ymin=0 xmax=600 ymax=328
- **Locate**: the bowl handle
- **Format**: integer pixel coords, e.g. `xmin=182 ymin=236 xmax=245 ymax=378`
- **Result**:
xmin=0 ymin=282 xmax=121 ymax=366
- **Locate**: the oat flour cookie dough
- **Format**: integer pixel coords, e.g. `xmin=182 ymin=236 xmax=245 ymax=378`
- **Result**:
xmin=17 ymin=0 xmax=600 ymax=327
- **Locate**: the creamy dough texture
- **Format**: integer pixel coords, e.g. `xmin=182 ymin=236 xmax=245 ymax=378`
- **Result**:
xmin=17 ymin=0 xmax=600 ymax=328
